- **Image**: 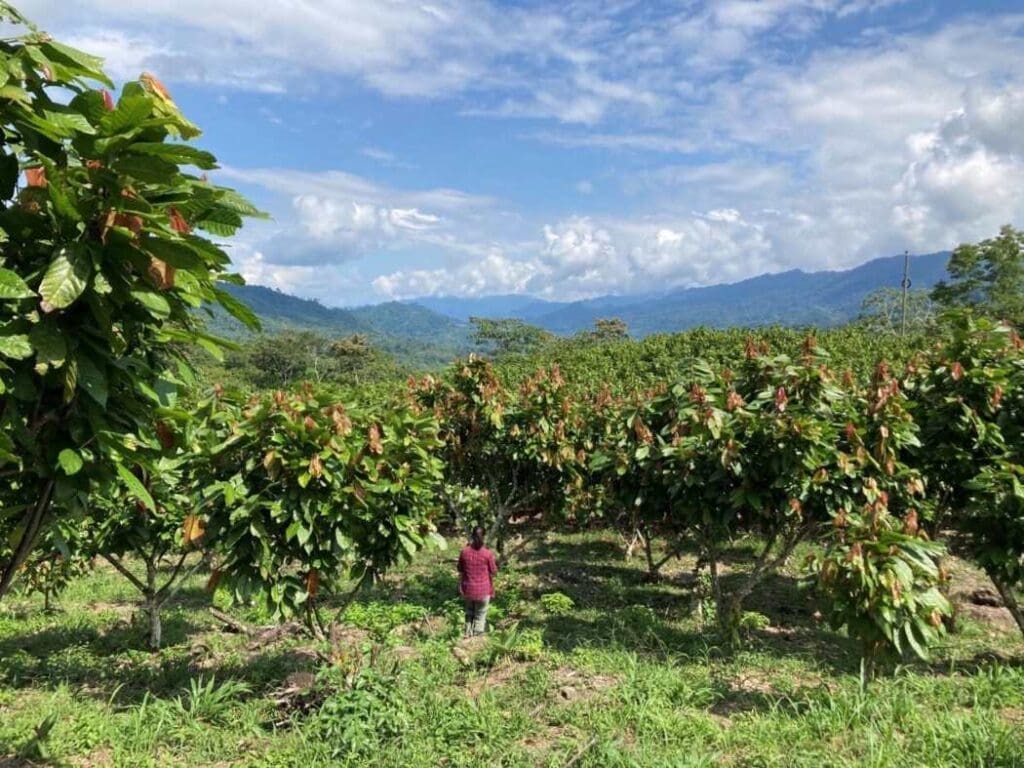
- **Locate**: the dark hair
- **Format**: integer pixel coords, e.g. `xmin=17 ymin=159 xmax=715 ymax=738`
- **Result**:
xmin=470 ymin=525 xmax=485 ymax=549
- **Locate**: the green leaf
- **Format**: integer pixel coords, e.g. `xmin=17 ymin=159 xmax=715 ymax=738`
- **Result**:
xmin=128 ymin=142 xmax=218 ymax=170
xmin=0 ymin=268 xmax=34 ymax=299
xmin=113 ymin=154 xmax=178 ymax=184
xmin=115 ymin=463 xmax=155 ymax=511
xmin=39 ymin=40 xmax=112 ymax=84
xmin=131 ymin=288 xmax=171 ymax=319
xmin=0 ymin=84 xmax=30 ymax=103
xmin=195 ymin=208 xmax=244 ymax=237
xmin=903 ymin=622 xmax=928 ymax=661
xmin=214 ymin=287 xmax=260 ymax=331
xmin=100 ymin=95 xmax=152 ymax=134
xmin=39 ymin=248 xmax=90 ymax=312
xmin=0 ymin=334 xmax=32 ymax=360
xmin=29 ymin=320 xmax=66 ymax=372
xmin=76 ymin=353 xmax=108 ymax=407
xmin=57 ymin=448 xmax=84 ymax=476
xmin=40 ymin=109 xmax=97 ymax=137
xmin=141 ymin=237 xmax=205 ymax=270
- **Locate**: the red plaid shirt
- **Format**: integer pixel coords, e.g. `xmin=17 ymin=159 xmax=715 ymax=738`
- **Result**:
xmin=457 ymin=545 xmax=497 ymax=600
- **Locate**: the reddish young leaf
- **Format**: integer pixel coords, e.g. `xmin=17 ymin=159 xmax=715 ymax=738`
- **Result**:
xmin=24 ymin=167 xmax=47 ymax=187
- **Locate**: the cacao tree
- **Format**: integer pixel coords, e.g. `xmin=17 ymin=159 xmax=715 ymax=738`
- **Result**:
xmin=412 ymin=357 xmax=582 ymax=552
xmin=87 ymin=403 xmax=222 ymax=650
xmin=0 ymin=3 xmax=261 ymax=598
xmin=205 ymin=386 xmax=446 ymax=627
xmin=913 ymin=312 xmax=1024 ymax=635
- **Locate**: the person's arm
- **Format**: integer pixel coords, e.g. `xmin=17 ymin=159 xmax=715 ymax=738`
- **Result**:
xmin=488 ymin=551 xmax=497 ymax=597
xmin=456 ymin=551 xmax=465 ymax=596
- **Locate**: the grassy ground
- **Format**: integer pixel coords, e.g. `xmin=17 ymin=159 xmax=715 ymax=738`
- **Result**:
xmin=1 ymin=530 xmax=1023 ymax=767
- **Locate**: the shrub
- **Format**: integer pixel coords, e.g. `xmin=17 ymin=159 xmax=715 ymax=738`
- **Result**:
xmin=539 ymin=591 xmax=575 ymax=616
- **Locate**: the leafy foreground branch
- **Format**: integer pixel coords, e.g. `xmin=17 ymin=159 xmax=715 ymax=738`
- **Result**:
xmin=0 ymin=2 xmax=263 ymax=599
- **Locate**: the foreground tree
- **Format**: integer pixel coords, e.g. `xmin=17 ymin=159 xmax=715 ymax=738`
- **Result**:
xmin=0 ymin=3 xmax=261 ymax=597
xmin=913 ymin=313 xmax=1024 ymax=635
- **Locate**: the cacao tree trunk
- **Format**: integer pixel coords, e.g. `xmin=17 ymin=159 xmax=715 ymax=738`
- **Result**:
xmin=146 ymin=598 xmax=162 ymax=652
xmin=625 ymin=527 xmax=644 ymax=560
xmin=493 ymin=505 xmax=510 ymax=555
xmin=0 ymin=479 xmax=55 ymax=601
xmin=988 ymin=570 xmax=1024 ymax=638
xmin=643 ymin=530 xmax=660 ymax=581
xmin=144 ymin=558 xmax=162 ymax=651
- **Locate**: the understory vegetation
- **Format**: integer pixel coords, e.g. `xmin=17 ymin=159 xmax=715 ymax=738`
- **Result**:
xmin=2 ymin=531 xmax=1023 ymax=767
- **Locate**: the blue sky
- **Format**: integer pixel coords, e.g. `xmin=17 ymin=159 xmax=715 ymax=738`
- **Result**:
xmin=20 ymin=0 xmax=1024 ymax=306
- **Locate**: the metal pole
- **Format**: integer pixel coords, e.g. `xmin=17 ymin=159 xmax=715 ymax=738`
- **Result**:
xmin=900 ymin=249 xmax=911 ymax=337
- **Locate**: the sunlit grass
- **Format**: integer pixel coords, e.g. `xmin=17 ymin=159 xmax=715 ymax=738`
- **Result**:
xmin=0 ymin=530 xmax=1022 ymax=766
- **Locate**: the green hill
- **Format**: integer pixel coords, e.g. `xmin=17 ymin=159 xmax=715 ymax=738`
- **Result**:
xmin=205 ymin=284 xmax=472 ymax=368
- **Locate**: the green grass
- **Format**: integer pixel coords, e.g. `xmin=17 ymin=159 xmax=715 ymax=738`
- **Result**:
xmin=1 ymin=530 xmax=1022 ymax=767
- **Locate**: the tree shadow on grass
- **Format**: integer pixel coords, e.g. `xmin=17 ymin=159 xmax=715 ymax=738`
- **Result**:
xmin=0 ymin=594 xmax=324 ymax=708
xmin=527 ymin=611 xmax=709 ymax=662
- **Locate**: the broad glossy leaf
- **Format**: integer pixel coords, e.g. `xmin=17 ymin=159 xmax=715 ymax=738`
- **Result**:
xmin=131 ymin=288 xmax=172 ymax=319
xmin=76 ymin=353 xmax=108 ymax=407
xmin=128 ymin=142 xmax=217 ymax=170
xmin=57 ymin=448 xmax=84 ymax=476
xmin=115 ymin=462 xmax=155 ymax=511
xmin=0 ymin=334 xmax=32 ymax=360
xmin=99 ymin=94 xmax=152 ymax=133
xmin=39 ymin=248 xmax=89 ymax=312
xmin=0 ymin=267 xmax=33 ymax=299
xmin=213 ymin=287 xmax=260 ymax=331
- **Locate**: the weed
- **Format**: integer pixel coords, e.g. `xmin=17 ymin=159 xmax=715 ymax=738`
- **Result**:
xmin=173 ymin=675 xmax=252 ymax=724
xmin=485 ymin=623 xmax=545 ymax=663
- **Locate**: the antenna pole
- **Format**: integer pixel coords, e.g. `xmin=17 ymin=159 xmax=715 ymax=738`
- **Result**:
xmin=900 ymin=249 xmax=911 ymax=337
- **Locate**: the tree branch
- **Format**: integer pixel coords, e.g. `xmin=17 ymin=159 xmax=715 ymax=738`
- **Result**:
xmin=102 ymin=553 xmax=149 ymax=595
xmin=156 ymin=551 xmax=204 ymax=602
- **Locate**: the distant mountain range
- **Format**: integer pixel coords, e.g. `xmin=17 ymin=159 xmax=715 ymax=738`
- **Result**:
xmin=413 ymin=251 xmax=951 ymax=335
xmin=212 ymin=251 xmax=950 ymax=363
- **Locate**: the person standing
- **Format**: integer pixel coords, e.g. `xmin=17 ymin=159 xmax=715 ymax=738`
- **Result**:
xmin=457 ymin=525 xmax=498 ymax=637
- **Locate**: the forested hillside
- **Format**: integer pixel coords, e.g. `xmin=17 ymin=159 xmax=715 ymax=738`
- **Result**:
xmin=414 ymin=251 xmax=950 ymax=334
xmin=206 ymin=284 xmax=472 ymax=367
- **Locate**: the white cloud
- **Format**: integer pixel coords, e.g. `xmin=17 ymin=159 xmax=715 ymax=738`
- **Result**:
xmin=530 ymin=131 xmax=699 ymax=154
xmin=359 ymin=147 xmax=416 ymax=169
xmin=29 ymin=2 xmax=1024 ymax=303
xmin=21 ymin=0 xmax=916 ymax=125
xmin=371 ymin=209 xmax=779 ymax=300
xmin=372 ymin=251 xmax=540 ymax=299
xmin=893 ymin=84 xmax=1024 ymax=249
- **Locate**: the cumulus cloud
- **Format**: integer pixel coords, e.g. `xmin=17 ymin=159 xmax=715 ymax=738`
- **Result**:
xmin=893 ymin=85 xmax=1024 ymax=249
xmin=372 ymin=251 xmax=541 ymax=299
xmin=36 ymin=1 xmax=1024 ymax=304
xmin=370 ymin=209 xmax=780 ymax=300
